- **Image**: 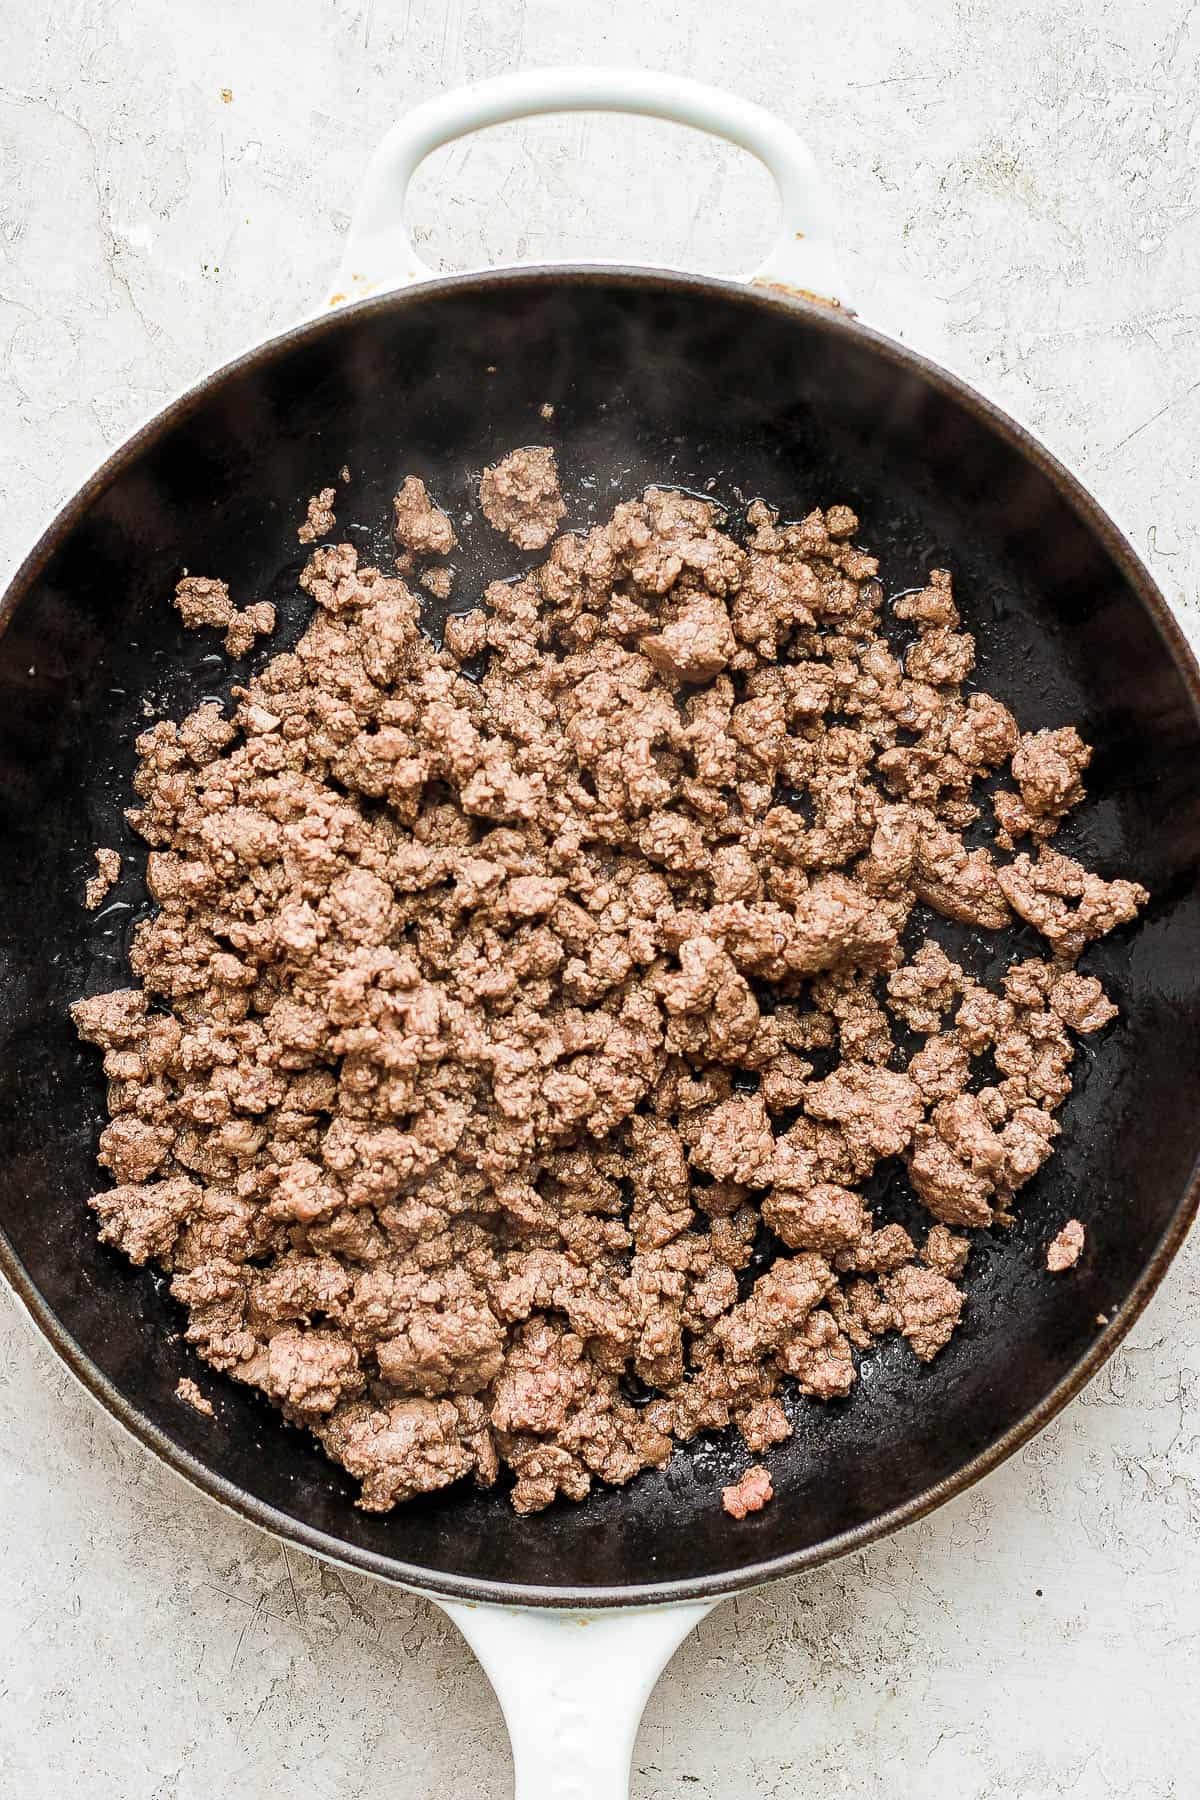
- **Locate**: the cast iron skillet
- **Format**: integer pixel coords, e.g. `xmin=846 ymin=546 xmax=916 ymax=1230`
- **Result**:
xmin=1 ymin=71 xmax=1199 ymax=1750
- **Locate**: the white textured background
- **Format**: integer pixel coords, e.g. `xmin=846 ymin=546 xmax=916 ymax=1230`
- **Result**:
xmin=2 ymin=2 xmax=1199 ymax=1796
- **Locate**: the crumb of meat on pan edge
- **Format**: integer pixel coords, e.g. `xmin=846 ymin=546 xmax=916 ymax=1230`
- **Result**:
xmin=71 ymin=471 xmax=1145 ymax=1517
xmin=1047 ymin=1219 xmax=1085 ymax=1271
xmin=176 ymin=1377 xmax=215 ymax=1417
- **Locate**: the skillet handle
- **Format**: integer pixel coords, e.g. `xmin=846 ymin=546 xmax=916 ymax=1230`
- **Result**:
xmin=328 ymin=68 xmax=849 ymax=310
xmin=438 ymin=1597 xmax=716 ymax=1799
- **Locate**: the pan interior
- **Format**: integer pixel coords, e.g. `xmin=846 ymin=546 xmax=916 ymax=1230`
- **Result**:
xmin=1 ymin=274 xmax=1198 ymax=1602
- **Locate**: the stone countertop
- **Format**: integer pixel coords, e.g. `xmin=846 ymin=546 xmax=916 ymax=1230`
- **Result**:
xmin=1 ymin=2 xmax=1198 ymax=1795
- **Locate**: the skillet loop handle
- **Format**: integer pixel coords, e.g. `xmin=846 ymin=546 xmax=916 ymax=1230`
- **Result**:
xmin=439 ymin=1599 xmax=715 ymax=1800
xmin=328 ymin=68 xmax=850 ymax=309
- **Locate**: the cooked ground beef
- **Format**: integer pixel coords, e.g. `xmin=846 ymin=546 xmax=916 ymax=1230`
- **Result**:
xmin=1046 ymin=1219 xmax=1085 ymax=1271
xmin=84 ymin=847 xmax=120 ymax=910
xmin=479 ymin=446 xmax=565 ymax=549
xmin=72 ymin=474 xmax=1145 ymax=1515
xmin=393 ymin=477 xmax=457 ymax=558
xmin=172 ymin=575 xmax=275 ymax=660
xmin=298 ymin=486 xmax=337 ymax=544
xmin=419 ymin=566 xmax=455 ymax=602
xmin=176 ymin=1376 xmax=215 ymax=1416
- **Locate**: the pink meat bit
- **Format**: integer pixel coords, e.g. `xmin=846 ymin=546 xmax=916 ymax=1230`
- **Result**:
xmin=722 ymin=1465 xmax=774 ymax=1520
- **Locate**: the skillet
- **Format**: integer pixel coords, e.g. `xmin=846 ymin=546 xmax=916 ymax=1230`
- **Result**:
xmin=2 ymin=71 xmax=1199 ymax=1797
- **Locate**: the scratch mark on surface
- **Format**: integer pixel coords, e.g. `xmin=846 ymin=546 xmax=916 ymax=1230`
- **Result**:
xmin=282 ymin=1545 xmax=304 ymax=1633
xmin=847 ymin=72 xmax=942 ymax=88
xmin=201 ymin=1582 xmax=257 ymax=1610
xmin=230 ymin=1592 xmax=267 ymax=1672
xmin=1106 ymin=376 xmax=1200 ymax=455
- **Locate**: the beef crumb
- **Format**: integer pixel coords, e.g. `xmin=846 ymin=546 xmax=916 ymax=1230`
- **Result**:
xmin=74 ymin=470 xmax=1144 ymax=1517
xmin=173 ymin=574 xmax=234 ymax=631
xmin=84 ymin=847 xmax=120 ymax=910
xmin=176 ymin=1376 xmax=214 ymax=1417
xmin=173 ymin=575 xmax=275 ymax=659
xmin=298 ymin=487 xmax=337 ymax=544
xmin=1047 ymin=1219 xmax=1085 ymax=1271
xmin=479 ymin=447 xmax=565 ymax=549
xmin=393 ymin=477 xmax=457 ymax=557
xmin=722 ymin=1464 xmax=773 ymax=1518
xmin=420 ymin=566 xmax=455 ymax=602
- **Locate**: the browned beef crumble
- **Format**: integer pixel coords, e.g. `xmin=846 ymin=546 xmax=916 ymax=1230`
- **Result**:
xmin=73 ymin=478 xmax=1146 ymax=1515
xmin=298 ymin=486 xmax=338 ymax=544
xmin=176 ymin=1376 xmax=215 ymax=1416
xmin=479 ymin=446 xmax=565 ymax=549
xmin=173 ymin=575 xmax=275 ymax=660
xmin=1046 ymin=1219 xmax=1085 ymax=1271
xmin=393 ymin=477 xmax=457 ymax=558
xmin=84 ymin=848 xmax=120 ymax=910
xmin=419 ymin=566 xmax=455 ymax=602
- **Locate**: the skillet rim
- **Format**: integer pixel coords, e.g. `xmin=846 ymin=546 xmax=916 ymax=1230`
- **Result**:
xmin=1 ymin=264 xmax=1198 ymax=1609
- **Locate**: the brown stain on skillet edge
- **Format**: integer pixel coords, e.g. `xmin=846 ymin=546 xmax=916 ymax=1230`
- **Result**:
xmin=1 ymin=265 xmax=1198 ymax=1610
